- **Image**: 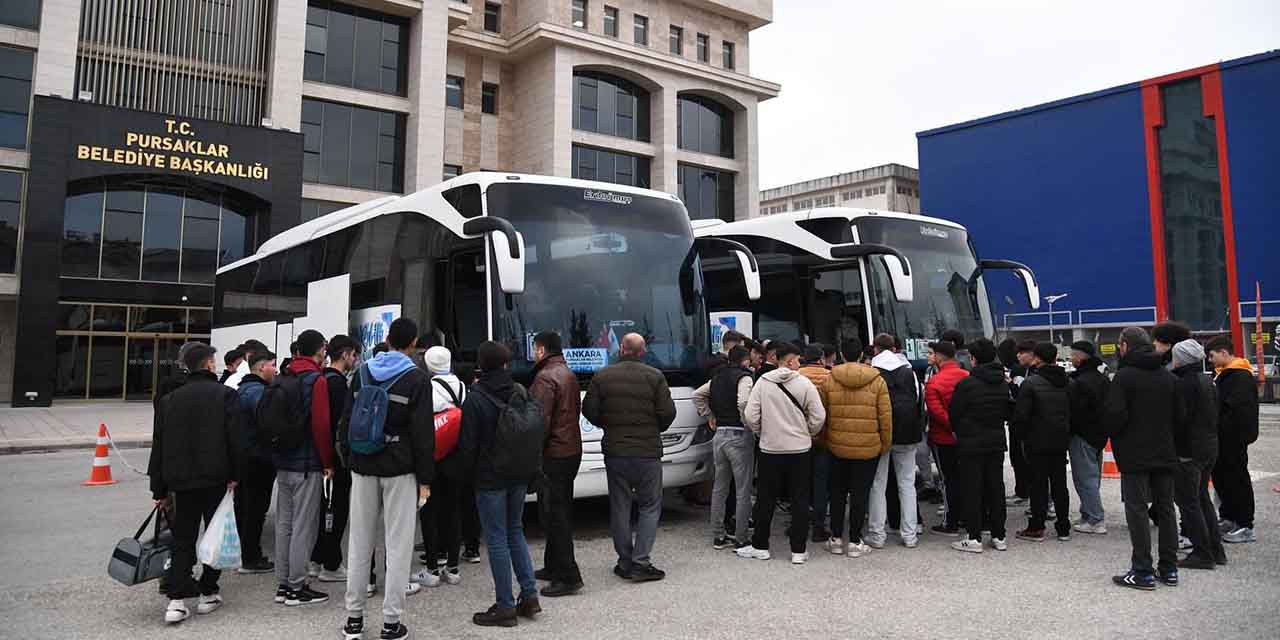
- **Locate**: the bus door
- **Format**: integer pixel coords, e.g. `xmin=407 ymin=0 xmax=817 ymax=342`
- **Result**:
xmin=442 ymin=248 xmax=487 ymax=364
xmin=805 ymin=263 xmax=870 ymax=357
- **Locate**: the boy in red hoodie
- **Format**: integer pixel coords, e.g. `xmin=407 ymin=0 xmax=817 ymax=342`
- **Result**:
xmin=925 ymin=340 xmax=968 ymax=536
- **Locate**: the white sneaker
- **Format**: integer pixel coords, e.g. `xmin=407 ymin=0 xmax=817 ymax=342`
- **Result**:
xmin=825 ymin=537 xmax=846 ymax=555
xmin=1073 ymin=521 xmax=1108 ymax=535
xmin=318 ymin=566 xmax=348 ymax=583
xmin=952 ymin=539 xmax=984 ymax=554
xmin=866 ymin=537 xmax=885 ymax=550
xmin=440 ymin=567 xmax=462 ymax=585
xmin=195 ymin=594 xmax=223 ymax=615
xmin=164 ymin=599 xmax=190 ymax=624
xmin=404 ymin=582 xmax=422 ymax=597
xmin=365 ymin=582 xmax=378 ymax=598
xmin=1223 ymin=527 xmax=1256 ymax=544
xmin=846 ymin=542 xmax=871 ymax=558
xmin=790 ymin=552 xmax=808 ymax=565
xmin=936 ymin=504 xmax=946 ymax=515
xmin=903 ymin=537 xmax=919 ymax=549
xmin=735 ymin=545 xmax=771 ymax=560
xmin=412 ymin=568 xmax=442 ymax=587
xmin=307 ymin=561 xmax=321 ymax=578
xmin=991 ymin=537 xmax=1008 ymax=551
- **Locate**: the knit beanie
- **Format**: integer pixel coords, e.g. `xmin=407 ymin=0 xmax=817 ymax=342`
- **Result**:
xmin=425 ymin=346 xmax=452 ymax=375
xmin=1171 ymin=339 xmax=1205 ymax=369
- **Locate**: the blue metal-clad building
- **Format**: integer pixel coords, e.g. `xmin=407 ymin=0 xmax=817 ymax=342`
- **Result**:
xmin=918 ymin=50 xmax=1280 ymax=364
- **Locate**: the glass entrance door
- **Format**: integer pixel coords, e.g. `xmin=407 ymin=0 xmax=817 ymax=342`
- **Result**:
xmin=125 ymin=337 xmax=157 ymax=401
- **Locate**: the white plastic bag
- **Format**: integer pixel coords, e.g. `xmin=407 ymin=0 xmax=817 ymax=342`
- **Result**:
xmin=196 ymin=489 xmax=242 ymax=570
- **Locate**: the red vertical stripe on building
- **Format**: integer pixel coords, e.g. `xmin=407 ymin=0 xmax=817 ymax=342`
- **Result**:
xmin=1200 ymin=70 xmax=1244 ymax=350
xmin=1140 ymin=84 xmax=1169 ymax=321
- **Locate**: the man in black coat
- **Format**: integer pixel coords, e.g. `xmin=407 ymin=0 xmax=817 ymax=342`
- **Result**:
xmin=947 ymin=338 xmax=1011 ymax=552
xmin=1206 ymin=336 xmax=1260 ymax=544
xmin=1169 ymin=339 xmax=1223 ymax=569
xmin=148 ymin=343 xmax=241 ymax=624
xmin=1068 ymin=341 xmax=1110 ymax=535
xmin=1105 ymin=327 xmax=1182 ymax=590
xmin=1012 ymin=342 xmax=1073 ymax=542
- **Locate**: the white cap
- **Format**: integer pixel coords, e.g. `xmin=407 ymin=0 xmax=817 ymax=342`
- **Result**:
xmin=425 ymin=346 xmax=452 ymax=374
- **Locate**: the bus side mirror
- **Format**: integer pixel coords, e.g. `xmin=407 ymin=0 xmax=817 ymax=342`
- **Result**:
xmin=464 ymin=217 xmax=525 ymax=295
xmin=694 ymin=237 xmax=761 ymax=301
xmin=880 ymin=254 xmax=914 ymax=303
xmin=830 ymin=243 xmax=913 ymax=303
xmin=977 ymin=259 xmax=1040 ymax=310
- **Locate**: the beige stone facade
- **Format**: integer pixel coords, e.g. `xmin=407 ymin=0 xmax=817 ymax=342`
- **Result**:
xmin=759 ymin=164 xmax=922 ymax=217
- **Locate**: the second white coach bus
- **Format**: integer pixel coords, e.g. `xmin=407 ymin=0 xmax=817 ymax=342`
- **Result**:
xmin=213 ymin=172 xmax=759 ymax=498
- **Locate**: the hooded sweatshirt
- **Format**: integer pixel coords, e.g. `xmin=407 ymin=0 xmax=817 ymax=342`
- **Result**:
xmin=1012 ymin=363 xmax=1072 ymax=454
xmin=1170 ymin=339 xmax=1219 ymax=464
xmin=223 ymin=359 xmax=251 ymax=390
xmin=275 ymin=357 xmax=333 ymax=472
xmin=819 ymin=363 xmax=892 ymax=460
xmin=949 ymin=361 xmax=1012 ymax=455
xmin=343 ymin=351 xmax=435 ymax=482
xmin=1104 ymin=345 xmax=1181 ymax=472
xmin=743 ymin=367 xmax=826 ymax=454
xmin=873 ymin=350 xmax=924 ymax=445
xmin=1214 ymin=356 xmax=1259 ymax=446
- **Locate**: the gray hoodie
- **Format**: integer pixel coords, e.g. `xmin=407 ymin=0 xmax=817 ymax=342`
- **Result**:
xmin=744 ymin=367 xmax=827 ymax=454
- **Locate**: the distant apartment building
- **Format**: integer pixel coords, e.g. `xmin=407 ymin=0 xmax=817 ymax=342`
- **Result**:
xmin=758 ymin=163 xmax=920 ymax=216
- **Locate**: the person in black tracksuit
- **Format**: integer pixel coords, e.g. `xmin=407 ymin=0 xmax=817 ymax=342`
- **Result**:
xmin=312 ymin=336 xmax=358 ymax=579
xmin=1012 ymin=342 xmax=1073 ymax=541
xmin=1169 ymin=339 xmax=1222 ymax=568
xmin=948 ymin=339 xmax=1012 ymax=550
xmin=1206 ymin=336 xmax=1260 ymax=543
xmin=1000 ymin=339 xmax=1035 ymax=504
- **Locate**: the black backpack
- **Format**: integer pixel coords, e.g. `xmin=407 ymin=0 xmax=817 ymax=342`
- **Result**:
xmin=257 ymin=370 xmax=317 ymax=453
xmin=474 ymin=383 xmax=546 ymax=485
xmin=880 ymin=366 xmax=923 ymax=444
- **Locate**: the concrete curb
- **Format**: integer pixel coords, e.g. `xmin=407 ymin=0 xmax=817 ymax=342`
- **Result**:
xmin=0 ymin=438 xmax=151 ymax=456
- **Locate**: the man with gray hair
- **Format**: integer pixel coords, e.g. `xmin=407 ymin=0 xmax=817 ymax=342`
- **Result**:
xmin=1168 ymin=338 xmax=1224 ymax=568
xmin=1105 ymin=327 xmax=1182 ymax=590
xmin=582 ymin=333 xmax=677 ymax=582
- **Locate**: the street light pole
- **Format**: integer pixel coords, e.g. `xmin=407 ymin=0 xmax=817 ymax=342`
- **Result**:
xmin=1045 ymin=293 xmax=1069 ymax=345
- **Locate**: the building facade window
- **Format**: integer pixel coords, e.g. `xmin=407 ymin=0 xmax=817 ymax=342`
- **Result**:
xmin=301 ymin=199 xmax=346 ymax=223
xmin=304 ymin=0 xmax=409 ymax=97
xmin=677 ymin=94 xmax=734 ymax=158
xmin=1 ymin=0 xmax=40 ymax=29
xmin=483 ymin=2 xmax=501 ymax=33
xmin=446 ymin=75 xmax=464 ymax=109
xmin=572 ymin=145 xmax=650 ymax=188
xmin=443 ymin=164 xmax=462 ymax=181
xmin=572 ymin=0 xmax=588 ymax=29
xmin=60 ymin=178 xmax=257 ymax=285
xmin=722 ymin=41 xmax=735 ymax=70
xmin=0 ymin=170 xmax=22 ymax=273
xmin=696 ymin=33 xmax=709 ymax=63
xmin=0 ymin=46 xmax=34 ymax=150
xmin=573 ymin=71 xmax=650 ymax=142
xmin=669 ymin=25 xmax=683 ymax=55
xmin=482 ymin=82 xmax=499 ymax=115
xmin=678 ymin=163 xmax=735 ymax=221
xmin=603 ymin=6 xmax=617 ymax=37
xmin=302 ymin=98 xmax=406 ymax=192
xmin=814 ymin=195 xmax=835 ymax=208
xmin=633 ymin=15 xmax=648 ymax=46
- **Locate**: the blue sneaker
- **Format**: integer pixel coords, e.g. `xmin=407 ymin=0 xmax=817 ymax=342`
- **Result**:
xmin=1112 ymin=571 xmax=1156 ymax=591
xmin=1156 ymin=570 xmax=1178 ymax=587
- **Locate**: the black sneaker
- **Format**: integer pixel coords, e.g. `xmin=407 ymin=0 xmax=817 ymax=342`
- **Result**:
xmin=541 ymin=581 xmax=583 ymax=598
xmin=1178 ymin=552 xmax=1216 ymax=570
xmin=931 ymin=524 xmax=961 ymax=537
xmin=473 ymin=604 xmax=518 ymax=627
xmin=712 ymin=536 xmax=736 ymax=550
xmin=285 ymin=585 xmax=329 ymax=606
xmin=612 ymin=564 xmax=633 ymax=581
xmin=1214 ymin=546 xmax=1228 ymax=566
xmin=516 ymin=595 xmax=541 ymax=619
xmin=534 ymin=567 xmax=551 ymax=581
xmin=1156 ymin=570 xmax=1178 ymax=587
xmin=630 ymin=564 xmax=666 ymax=582
xmin=462 ymin=546 xmax=482 ymax=564
xmin=274 ymin=585 xmax=289 ymax=604
xmin=810 ymin=527 xmax=830 ymax=543
xmin=237 ymin=558 xmax=275 ymax=575
xmin=1112 ymin=571 xmax=1156 ymax=591
xmin=343 ymin=617 xmax=364 ymax=640
xmin=380 ymin=622 xmax=409 ymax=640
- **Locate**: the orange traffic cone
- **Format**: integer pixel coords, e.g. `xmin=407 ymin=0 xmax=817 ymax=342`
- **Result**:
xmin=83 ymin=423 xmax=118 ymax=486
xmin=1101 ymin=439 xmax=1120 ymax=479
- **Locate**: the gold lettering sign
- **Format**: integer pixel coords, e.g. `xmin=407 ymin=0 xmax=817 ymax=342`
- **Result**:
xmin=74 ymin=119 xmax=270 ymax=181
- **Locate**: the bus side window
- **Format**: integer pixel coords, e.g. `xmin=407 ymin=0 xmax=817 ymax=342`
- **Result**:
xmin=448 ymin=249 xmax=486 ymax=363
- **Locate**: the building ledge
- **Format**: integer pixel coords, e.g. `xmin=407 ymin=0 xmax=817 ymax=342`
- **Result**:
xmin=683 ymin=0 xmax=772 ymax=29
xmin=447 ymin=0 xmax=472 ymax=29
xmin=676 ymin=150 xmax=741 ymax=173
xmin=0 ymin=149 xmax=29 ymax=171
xmin=0 ymin=274 xmax=17 ymax=297
xmin=0 ymin=24 xmax=38 ymax=49
xmin=571 ymin=131 xmax=657 ymax=158
xmin=301 ymin=82 xmax=412 ymax=114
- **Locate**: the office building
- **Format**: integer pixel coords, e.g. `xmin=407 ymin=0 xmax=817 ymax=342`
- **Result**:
xmin=758 ymin=163 xmax=920 ymax=216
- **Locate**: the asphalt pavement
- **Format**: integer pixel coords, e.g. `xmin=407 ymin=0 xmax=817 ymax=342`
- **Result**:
xmin=2 ymin=409 xmax=1278 ymax=639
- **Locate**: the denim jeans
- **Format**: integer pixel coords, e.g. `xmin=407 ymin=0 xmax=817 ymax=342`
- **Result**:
xmin=476 ymin=486 xmax=537 ymax=610
xmin=1068 ymin=436 xmax=1104 ymax=525
xmin=710 ymin=428 xmax=755 ymax=541
xmin=867 ymin=444 xmax=920 ymax=545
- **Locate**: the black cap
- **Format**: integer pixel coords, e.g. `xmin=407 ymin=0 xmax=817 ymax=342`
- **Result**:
xmin=803 ymin=344 xmax=825 ymax=363
xmin=1033 ymin=342 xmax=1058 ymax=364
xmin=928 ymin=341 xmax=957 ymax=359
xmin=1070 ymin=340 xmax=1096 ymax=357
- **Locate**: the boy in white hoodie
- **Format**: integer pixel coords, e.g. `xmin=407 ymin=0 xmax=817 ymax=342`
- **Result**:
xmin=413 ymin=346 xmax=468 ymax=587
xmin=737 ymin=342 xmax=827 ymax=564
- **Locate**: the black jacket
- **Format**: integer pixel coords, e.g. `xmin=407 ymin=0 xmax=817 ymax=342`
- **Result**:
xmin=949 ymin=362 xmax=1012 ymax=455
xmin=1104 ymin=345 xmax=1182 ymax=473
xmin=341 ymin=362 xmax=435 ymax=484
xmin=322 ymin=367 xmax=350 ymax=468
xmin=457 ymin=369 xmax=519 ymax=490
xmin=581 ymin=357 xmax=677 ymax=458
xmin=1069 ymin=358 xmax=1111 ymax=450
xmin=148 ymin=370 xmax=241 ymax=499
xmin=1216 ymin=367 xmax=1260 ymax=446
xmin=1172 ymin=363 xmax=1219 ymax=465
xmin=1012 ymin=364 xmax=1073 ymax=454
xmin=878 ymin=364 xmax=924 ymax=445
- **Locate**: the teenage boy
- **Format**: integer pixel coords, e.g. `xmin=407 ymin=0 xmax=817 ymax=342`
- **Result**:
xmin=1013 ymin=343 xmax=1073 ymax=543
xmin=414 ymin=345 xmax=469 ymax=587
xmin=234 ymin=350 xmax=278 ymax=575
xmin=311 ymin=335 xmax=358 ymax=582
xmin=692 ymin=346 xmax=756 ymax=550
xmin=1068 ymin=341 xmax=1110 ymax=535
xmin=948 ymin=338 xmax=1011 ymax=553
xmin=1169 ymin=339 xmax=1222 ymax=568
xmin=1206 ymin=336 xmax=1260 ymax=544
xmin=866 ymin=333 xmax=923 ymax=549
xmin=924 ymin=340 xmax=968 ymax=536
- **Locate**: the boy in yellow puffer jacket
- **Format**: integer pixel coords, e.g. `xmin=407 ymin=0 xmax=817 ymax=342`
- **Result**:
xmin=819 ymin=337 xmax=892 ymax=558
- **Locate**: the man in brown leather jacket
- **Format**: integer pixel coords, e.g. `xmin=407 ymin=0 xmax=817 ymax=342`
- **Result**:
xmin=528 ymin=332 xmax=584 ymax=596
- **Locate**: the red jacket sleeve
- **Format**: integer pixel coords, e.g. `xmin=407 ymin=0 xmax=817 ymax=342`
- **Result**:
xmin=310 ymin=373 xmax=334 ymax=469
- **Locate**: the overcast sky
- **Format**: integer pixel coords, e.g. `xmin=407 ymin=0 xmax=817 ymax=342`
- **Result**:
xmin=752 ymin=0 xmax=1280 ymax=190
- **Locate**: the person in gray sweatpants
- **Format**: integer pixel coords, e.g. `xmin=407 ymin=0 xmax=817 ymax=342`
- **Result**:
xmin=339 ymin=318 xmax=435 ymax=640
xmin=275 ymin=472 xmax=323 ymax=597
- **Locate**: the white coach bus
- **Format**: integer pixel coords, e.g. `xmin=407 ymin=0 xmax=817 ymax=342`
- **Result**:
xmin=694 ymin=208 xmax=1039 ymax=364
xmin=212 ymin=172 xmax=760 ymax=498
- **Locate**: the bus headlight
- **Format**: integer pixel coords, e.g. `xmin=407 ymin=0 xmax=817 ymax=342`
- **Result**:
xmin=691 ymin=423 xmax=714 ymax=445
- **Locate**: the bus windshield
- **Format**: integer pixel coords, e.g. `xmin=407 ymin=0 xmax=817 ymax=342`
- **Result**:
xmin=858 ymin=217 xmax=992 ymax=360
xmin=486 ymin=182 xmax=707 ymax=382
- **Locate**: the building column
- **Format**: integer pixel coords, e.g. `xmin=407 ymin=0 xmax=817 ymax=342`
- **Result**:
xmin=32 ymin=0 xmax=81 ymax=99
xmin=406 ymin=1 xmax=448 ymax=190
xmin=651 ymin=87 xmax=677 ymax=194
xmin=734 ymin=101 xmax=759 ymax=220
xmin=265 ymin=0 xmax=306 ymax=132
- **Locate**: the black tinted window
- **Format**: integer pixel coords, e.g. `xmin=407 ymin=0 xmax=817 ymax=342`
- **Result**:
xmin=573 ymin=71 xmax=649 ymax=142
xmin=305 ymin=0 xmax=408 ymax=96
xmin=302 ymin=98 xmax=405 ymax=193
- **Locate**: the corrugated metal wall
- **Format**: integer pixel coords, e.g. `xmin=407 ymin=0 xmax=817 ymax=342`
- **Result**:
xmin=74 ymin=0 xmax=273 ymax=126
